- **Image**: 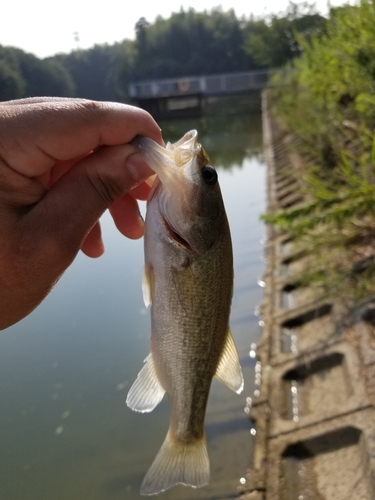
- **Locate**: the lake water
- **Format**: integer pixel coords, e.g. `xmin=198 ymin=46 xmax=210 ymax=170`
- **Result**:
xmin=0 ymin=95 xmax=266 ymax=500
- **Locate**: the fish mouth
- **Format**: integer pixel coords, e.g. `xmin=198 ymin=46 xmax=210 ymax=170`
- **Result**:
xmin=161 ymin=216 xmax=192 ymax=252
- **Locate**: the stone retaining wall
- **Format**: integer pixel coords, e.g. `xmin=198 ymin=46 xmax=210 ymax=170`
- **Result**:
xmin=239 ymin=92 xmax=375 ymax=499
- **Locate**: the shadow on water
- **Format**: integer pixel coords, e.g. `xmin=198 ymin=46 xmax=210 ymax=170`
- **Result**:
xmin=103 ymin=474 xmax=239 ymax=500
xmin=103 ymin=475 xmax=143 ymax=496
xmin=206 ymin=416 xmax=252 ymax=440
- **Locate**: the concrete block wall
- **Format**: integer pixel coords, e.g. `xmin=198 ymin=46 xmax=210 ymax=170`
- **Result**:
xmin=240 ymin=93 xmax=375 ymax=499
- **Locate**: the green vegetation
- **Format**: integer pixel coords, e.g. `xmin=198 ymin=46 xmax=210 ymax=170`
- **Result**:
xmin=265 ymin=0 xmax=375 ymax=307
xmin=244 ymin=2 xmax=326 ymax=67
xmin=0 ymin=46 xmax=74 ymax=99
xmin=0 ymin=3 xmax=325 ymax=102
xmin=132 ymin=9 xmax=257 ymax=79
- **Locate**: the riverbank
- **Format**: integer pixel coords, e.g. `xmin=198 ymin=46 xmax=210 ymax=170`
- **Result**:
xmin=239 ymin=92 xmax=375 ymax=499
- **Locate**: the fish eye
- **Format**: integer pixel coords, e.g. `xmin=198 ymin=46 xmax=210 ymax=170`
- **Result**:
xmin=202 ymin=165 xmax=218 ymax=185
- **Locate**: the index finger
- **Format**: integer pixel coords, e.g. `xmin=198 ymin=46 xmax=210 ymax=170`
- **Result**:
xmin=0 ymin=98 xmax=163 ymax=177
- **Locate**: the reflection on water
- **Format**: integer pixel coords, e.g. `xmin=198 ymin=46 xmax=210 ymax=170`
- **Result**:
xmin=161 ymin=94 xmax=263 ymax=169
xmin=0 ymin=95 xmax=265 ymax=500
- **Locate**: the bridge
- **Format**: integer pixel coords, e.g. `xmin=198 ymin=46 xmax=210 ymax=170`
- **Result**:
xmin=128 ymin=70 xmax=272 ymax=99
xmin=128 ymin=70 xmax=273 ymax=118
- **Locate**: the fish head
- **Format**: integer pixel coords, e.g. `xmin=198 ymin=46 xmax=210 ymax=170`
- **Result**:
xmin=132 ymin=130 xmax=228 ymax=255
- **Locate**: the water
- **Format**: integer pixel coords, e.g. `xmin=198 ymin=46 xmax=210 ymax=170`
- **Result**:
xmin=0 ymin=95 xmax=266 ymax=500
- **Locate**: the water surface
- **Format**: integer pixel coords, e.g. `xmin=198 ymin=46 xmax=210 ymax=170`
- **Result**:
xmin=0 ymin=95 xmax=266 ymax=500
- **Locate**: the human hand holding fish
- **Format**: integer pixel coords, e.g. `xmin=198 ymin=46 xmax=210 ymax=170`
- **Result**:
xmin=0 ymin=97 xmax=162 ymax=330
xmin=0 ymin=97 xmax=243 ymax=496
xmin=127 ymin=130 xmax=243 ymax=495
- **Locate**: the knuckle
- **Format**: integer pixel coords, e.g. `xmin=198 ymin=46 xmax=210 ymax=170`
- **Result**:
xmin=77 ymin=99 xmax=104 ymax=115
xmin=86 ymin=168 xmax=125 ymax=207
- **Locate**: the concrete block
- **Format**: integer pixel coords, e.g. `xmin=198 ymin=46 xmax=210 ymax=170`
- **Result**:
xmin=278 ymin=252 xmax=309 ymax=279
xmin=278 ymin=281 xmax=323 ymax=311
xmin=268 ymin=342 xmax=370 ymax=436
xmin=355 ymin=302 xmax=375 ymax=366
xmin=266 ymin=408 xmax=375 ymax=500
xmin=269 ymin=302 xmax=348 ymax=366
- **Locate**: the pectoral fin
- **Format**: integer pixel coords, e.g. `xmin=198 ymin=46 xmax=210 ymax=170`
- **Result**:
xmin=126 ymin=354 xmax=165 ymax=412
xmin=142 ymin=266 xmax=153 ymax=308
xmin=215 ymin=329 xmax=244 ymax=394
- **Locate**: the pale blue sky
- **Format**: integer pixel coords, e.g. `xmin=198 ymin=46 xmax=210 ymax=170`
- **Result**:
xmin=1 ymin=0 xmax=345 ymax=58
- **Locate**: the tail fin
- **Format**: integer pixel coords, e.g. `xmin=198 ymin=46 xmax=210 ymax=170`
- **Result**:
xmin=140 ymin=430 xmax=210 ymax=496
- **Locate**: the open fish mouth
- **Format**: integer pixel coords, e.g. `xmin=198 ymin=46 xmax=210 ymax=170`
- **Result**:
xmin=161 ymin=216 xmax=192 ymax=251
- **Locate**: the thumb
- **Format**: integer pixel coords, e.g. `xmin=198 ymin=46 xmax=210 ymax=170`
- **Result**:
xmin=36 ymin=144 xmax=152 ymax=258
xmin=16 ymin=143 xmax=152 ymax=294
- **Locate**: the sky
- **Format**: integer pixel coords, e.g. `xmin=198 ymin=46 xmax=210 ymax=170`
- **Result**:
xmin=1 ymin=0 xmax=345 ymax=59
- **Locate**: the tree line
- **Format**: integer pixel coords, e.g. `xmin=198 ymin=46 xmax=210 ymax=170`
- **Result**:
xmin=0 ymin=2 xmax=326 ymax=102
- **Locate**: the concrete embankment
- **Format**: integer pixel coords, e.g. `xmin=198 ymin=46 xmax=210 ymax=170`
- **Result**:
xmin=239 ymin=93 xmax=375 ymax=499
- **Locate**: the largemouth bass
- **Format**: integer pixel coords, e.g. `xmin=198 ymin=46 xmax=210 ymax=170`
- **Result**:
xmin=127 ymin=130 xmax=243 ymax=495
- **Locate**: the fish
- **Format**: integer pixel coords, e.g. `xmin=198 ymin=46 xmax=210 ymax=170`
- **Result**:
xmin=127 ymin=130 xmax=243 ymax=495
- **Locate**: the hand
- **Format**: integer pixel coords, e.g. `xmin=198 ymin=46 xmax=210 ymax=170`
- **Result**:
xmin=0 ymin=97 xmax=162 ymax=330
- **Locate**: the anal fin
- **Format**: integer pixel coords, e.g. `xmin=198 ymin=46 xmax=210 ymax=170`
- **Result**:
xmin=215 ymin=329 xmax=244 ymax=394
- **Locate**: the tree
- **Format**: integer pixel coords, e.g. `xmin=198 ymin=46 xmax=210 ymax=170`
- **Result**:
xmin=2 ymin=47 xmax=75 ymax=97
xmin=131 ymin=8 xmax=259 ymax=80
xmin=0 ymin=58 xmax=25 ymax=100
xmin=55 ymin=43 xmax=128 ymax=101
xmin=244 ymin=2 xmax=326 ymax=67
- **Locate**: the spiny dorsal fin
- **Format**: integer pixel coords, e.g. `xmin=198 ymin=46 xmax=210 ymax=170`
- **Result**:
xmin=126 ymin=354 xmax=165 ymax=413
xmin=215 ymin=329 xmax=244 ymax=394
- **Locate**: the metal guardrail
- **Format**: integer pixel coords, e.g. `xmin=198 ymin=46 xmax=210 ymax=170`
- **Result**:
xmin=128 ymin=70 xmax=273 ymax=99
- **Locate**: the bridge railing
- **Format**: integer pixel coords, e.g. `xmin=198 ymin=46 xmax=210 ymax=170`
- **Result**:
xmin=128 ymin=70 xmax=273 ymax=99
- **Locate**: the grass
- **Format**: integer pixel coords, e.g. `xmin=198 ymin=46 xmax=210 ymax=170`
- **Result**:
xmin=264 ymin=1 xmax=375 ymax=308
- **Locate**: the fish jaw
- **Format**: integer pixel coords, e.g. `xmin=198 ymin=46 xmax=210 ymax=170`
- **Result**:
xmin=131 ymin=131 xmax=200 ymax=192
